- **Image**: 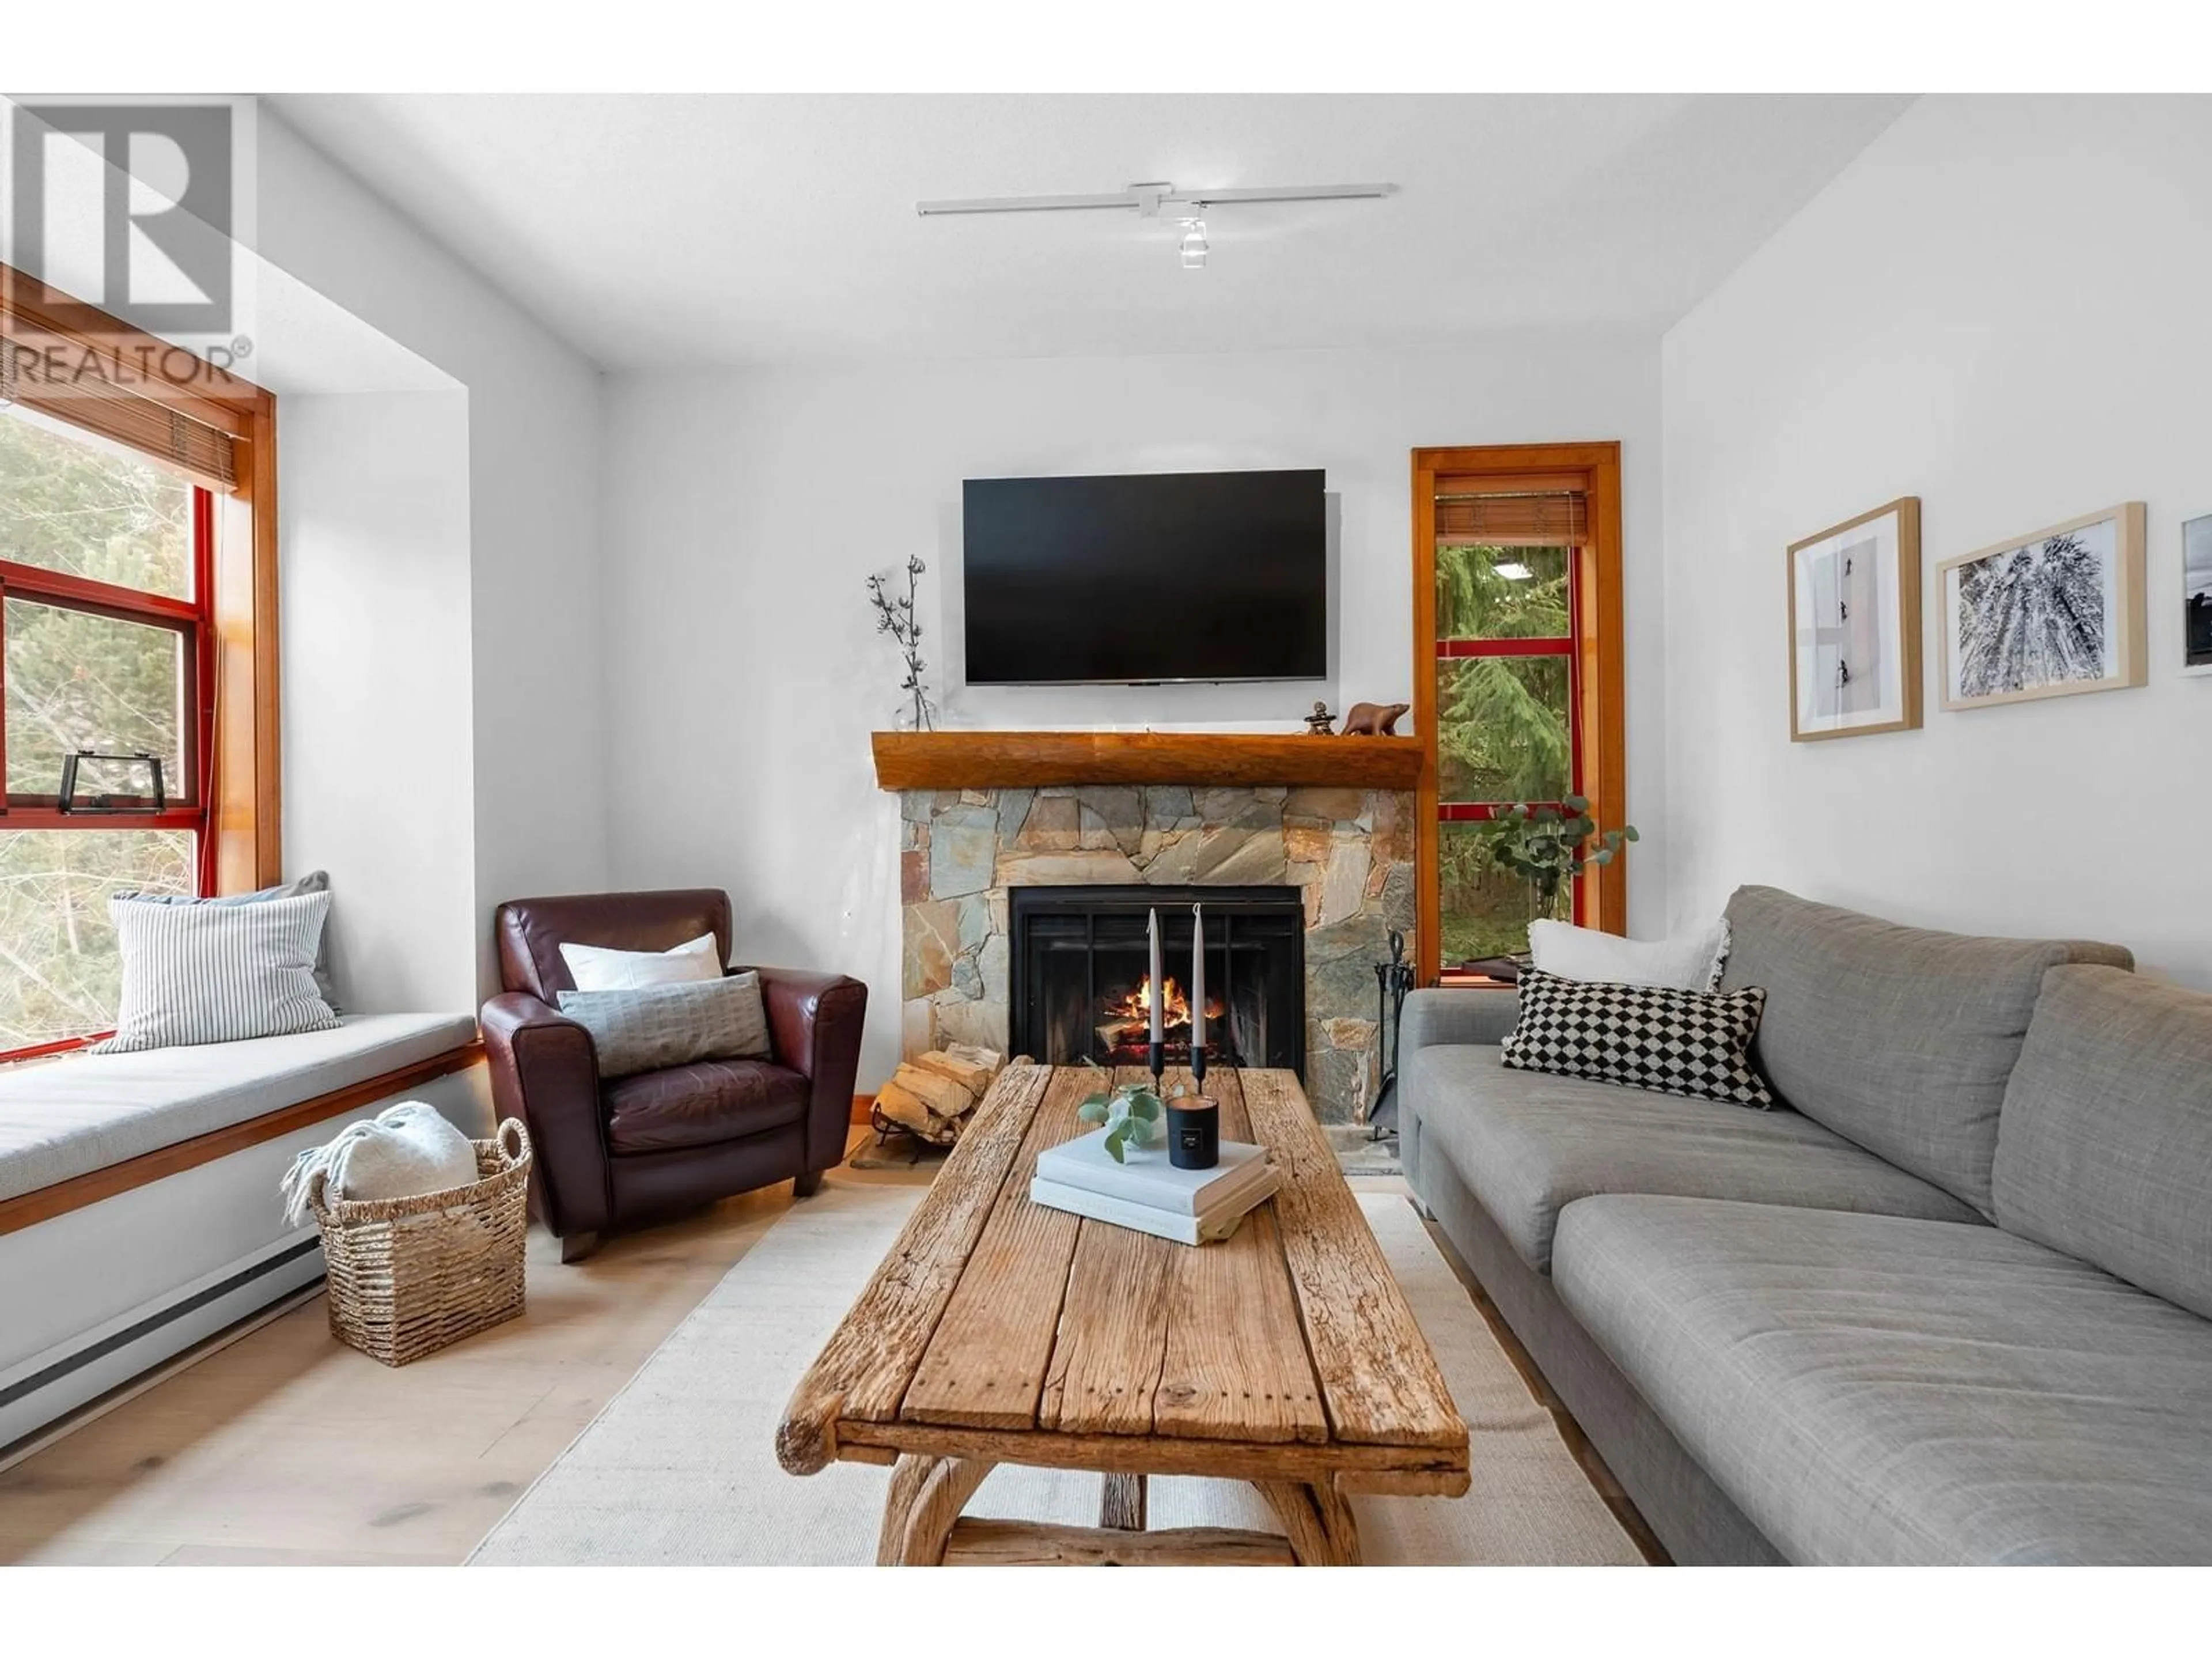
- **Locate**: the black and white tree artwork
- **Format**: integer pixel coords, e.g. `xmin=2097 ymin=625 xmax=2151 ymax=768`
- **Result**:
xmin=1954 ymin=524 xmax=2113 ymax=699
xmin=2186 ymin=513 xmax=2212 ymax=670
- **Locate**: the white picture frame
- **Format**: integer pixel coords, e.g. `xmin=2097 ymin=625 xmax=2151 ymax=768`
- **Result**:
xmin=1938 ymin=503 xmax=2147 ymax=711
xmin=1787 ymin=498 xmax=1921 ymax=741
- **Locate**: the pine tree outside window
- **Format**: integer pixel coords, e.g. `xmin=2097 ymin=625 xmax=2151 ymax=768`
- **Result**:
xmin=0 ymin=404 xmax=214 ymax=1055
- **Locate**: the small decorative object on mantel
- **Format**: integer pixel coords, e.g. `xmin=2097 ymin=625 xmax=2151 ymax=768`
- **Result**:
xmin=1471 ymin=795 xmax=1638 ymax=964
xmin=865 ymin=553 xmax=937 ymax=731
xmin=1339 ymin=700 xmax=1409 ymax=736
xmin=1302 ymin=700 xmax=1337 ymax=736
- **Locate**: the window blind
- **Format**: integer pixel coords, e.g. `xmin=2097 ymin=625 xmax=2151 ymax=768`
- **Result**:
xmin=0 ymin=336 xmax=238 ymax=489
xmin=1433 ymin=489 xmax=1588 ymax=548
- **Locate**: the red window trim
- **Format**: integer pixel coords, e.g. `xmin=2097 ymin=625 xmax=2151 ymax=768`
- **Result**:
xmin=0 ymin=479 xmax=217 ymax=1062
xmin=1434 ymin=635 xmax=1575 ymax=658
xmin=1431 ymin=525 xmax=1590 ymax=925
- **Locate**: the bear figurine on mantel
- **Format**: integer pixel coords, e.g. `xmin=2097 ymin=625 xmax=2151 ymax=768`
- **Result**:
xmin=1340 ymin=700 xmax=1409 ymax=737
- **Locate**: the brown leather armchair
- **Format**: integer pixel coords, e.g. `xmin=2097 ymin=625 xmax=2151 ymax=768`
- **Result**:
xmin=480 ymin=889 xmax=868 ymax=1262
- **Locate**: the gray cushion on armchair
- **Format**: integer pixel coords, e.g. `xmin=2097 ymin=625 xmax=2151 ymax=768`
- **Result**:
xmin=556 ymin=973 xmax=771 ymax=1080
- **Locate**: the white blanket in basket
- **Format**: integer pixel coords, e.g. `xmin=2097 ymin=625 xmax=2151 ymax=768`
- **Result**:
xmin=280 ymin=1101 xmax=478 ymax=1225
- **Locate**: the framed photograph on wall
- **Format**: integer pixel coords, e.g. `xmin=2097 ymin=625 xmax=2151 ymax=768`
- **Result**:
xmin=2184 ymin=512 xmax=2212 ymax=679
xmin=1787 ymin=497 xmax=1921 ymax=741
xmin=1938 ymin=503 xmax=2146 ymax=711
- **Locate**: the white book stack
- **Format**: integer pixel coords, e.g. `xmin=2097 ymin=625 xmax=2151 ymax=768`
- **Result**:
xmin=1029 ymin=1129 xmax=1279 ymax=1246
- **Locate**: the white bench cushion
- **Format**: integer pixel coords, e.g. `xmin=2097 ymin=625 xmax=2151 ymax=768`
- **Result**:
xmin=0 ymin=1014 xmax=478 ymax=1203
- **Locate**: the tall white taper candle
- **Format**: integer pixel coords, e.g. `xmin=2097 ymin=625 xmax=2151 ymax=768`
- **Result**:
xmin=1191 ymin=902 xmax=1206 ymax=1051
xmin=1147 ymin=907 xmax=1163 ymax=1046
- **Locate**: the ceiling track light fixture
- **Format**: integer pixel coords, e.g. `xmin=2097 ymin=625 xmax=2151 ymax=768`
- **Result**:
xmin=915 ymin=180 xmax=1396 ymax=270
xmin=1177 ymin=216 xmax=1208 ymax=271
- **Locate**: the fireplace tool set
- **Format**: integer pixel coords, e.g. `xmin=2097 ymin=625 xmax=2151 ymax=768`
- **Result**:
xmin=1366 ymin=930 xmax=1416 ymax=1140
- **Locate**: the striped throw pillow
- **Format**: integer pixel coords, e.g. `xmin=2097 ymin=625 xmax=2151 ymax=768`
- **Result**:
xmin=95 ymin=891 xmax=340 ymax=1052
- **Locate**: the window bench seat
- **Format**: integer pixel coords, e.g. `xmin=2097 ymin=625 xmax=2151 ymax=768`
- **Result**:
xmin=0 ymin=1014 xmax=481 ymax=1211
xmin=0 ymin=1016 xmax=487 ymax=1459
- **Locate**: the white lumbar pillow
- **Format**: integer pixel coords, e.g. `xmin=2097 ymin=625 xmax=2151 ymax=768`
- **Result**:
xmin=559 ymin=931 xmax=723 ymax=992
xmin=1527 ymin=917 xmax=1731 ymax=993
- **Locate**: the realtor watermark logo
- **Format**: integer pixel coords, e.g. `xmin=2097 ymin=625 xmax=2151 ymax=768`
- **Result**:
xmin=2 ymin=94 xmax=256 ymax=392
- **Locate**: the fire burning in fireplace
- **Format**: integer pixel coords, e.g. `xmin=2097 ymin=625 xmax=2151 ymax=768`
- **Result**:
xmin=1095 ymin=974 xmax=1227 ymax=1060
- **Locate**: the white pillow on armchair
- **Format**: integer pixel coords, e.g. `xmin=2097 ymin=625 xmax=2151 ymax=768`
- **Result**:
xmin=1527 ymin=917 xmax=1730 ymax=992
xmin=558 ymin=931 xmax=723 ymax=992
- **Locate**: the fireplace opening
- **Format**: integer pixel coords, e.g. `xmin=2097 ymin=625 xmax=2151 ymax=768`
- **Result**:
xmin=1008 ymin=885 xmax=1304 ymax=1075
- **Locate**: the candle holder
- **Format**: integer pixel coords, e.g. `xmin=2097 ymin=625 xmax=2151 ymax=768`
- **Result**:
xmin=1148 ymin=1037 xmax=1165 ymax=1101
xmin=1168 ymin=1091 xmax=1220 ymax=1171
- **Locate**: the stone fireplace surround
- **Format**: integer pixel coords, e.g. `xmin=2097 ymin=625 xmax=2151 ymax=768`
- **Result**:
xmin=898 ymin=780 xmax=1415 ymax=1125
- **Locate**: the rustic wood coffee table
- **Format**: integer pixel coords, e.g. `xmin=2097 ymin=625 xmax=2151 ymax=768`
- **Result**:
xmin=778 ymin=1064 xmax=1469 ymax=1566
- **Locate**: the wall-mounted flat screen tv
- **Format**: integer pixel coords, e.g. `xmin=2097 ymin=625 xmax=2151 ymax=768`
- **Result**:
xmin=963 ymin=468 xmax=1327 ymax=684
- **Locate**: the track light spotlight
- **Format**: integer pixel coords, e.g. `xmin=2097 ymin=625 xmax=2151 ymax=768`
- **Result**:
xmin=1179 ymin=217 xmax=1208 ymax=271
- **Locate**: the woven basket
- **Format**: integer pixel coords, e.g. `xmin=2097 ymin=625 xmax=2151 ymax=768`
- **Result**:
xmin=309 ymin=1119 xmax=532 ymax=1366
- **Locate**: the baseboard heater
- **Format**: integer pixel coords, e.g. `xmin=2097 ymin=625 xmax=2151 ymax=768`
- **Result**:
xmin=0 ymin=1234 xmax=326 ymax=1460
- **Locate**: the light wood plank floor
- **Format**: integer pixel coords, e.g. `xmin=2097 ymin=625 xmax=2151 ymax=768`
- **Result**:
xmin=0 ymin=1132 xmax=938 ymax=1565
xmin=0 ymin=1131 xmax=1614 ymax=1567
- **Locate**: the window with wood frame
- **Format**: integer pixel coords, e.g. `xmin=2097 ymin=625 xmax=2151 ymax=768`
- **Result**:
xmin=0 ymin=266 xmax=278 ymax=1059
xmin=1411 ymin=443 xmax=1624 ymax=986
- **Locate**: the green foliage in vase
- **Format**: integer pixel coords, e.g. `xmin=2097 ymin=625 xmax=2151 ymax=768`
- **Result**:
xmin=1075 ymin=1082 xmax=1165 ymax=1164
xmin=1480 ymin=796 xmax=1638 ymax=923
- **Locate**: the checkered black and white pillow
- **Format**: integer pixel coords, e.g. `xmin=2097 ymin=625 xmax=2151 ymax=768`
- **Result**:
xmin=1501 ymin=968 xmax=1774 ymax=1108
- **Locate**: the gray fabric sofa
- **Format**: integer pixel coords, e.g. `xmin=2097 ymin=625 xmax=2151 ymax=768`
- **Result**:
xmin=1402 ymin=884 xmax=2212 ymax=1565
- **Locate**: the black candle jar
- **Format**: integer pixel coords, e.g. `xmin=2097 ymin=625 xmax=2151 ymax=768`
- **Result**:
xmin=1168 ymin=1096 xmax=1221 ymax=1170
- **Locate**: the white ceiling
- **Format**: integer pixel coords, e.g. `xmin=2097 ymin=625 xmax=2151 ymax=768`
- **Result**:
xmin=271 ymin=94 xmax=1913 ymax=370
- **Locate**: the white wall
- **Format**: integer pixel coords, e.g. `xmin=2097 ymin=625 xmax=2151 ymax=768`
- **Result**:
xmin=601 ymin=338 xmax=1665 ymax=1085
xmin=0 ymin=96 xmax=559 ymax=1010
xmin=255 ymin=111 xmax=609 ymax=994
xmin=1661 ymin=96 xmax=2212 ymax=984
xmin=281 ymin=391 xmax=476 ymax=1012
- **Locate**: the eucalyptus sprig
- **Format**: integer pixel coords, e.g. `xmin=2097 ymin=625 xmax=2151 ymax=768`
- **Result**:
xmin=1481 ymin=794 xmax=1638 ymax=915
xmin=1076 ymin=1081 xmax=1165 ymax=1164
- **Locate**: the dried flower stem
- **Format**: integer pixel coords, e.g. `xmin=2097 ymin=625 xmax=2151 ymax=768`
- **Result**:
xmin=866 ymin=553 xmax=936 ymax=731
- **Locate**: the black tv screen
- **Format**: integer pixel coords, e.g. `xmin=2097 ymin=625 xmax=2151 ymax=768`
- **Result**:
xmin=963 ymin=469 xmax=1327 ymax=684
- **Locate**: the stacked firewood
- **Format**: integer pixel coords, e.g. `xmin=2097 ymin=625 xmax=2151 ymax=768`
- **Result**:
xmin=871 ymin=1044 xmax=1007 ymax=1146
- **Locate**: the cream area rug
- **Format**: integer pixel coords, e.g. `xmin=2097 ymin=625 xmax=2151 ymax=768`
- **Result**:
xmin=469 ymin=1183 xmax=1642 ymax=1566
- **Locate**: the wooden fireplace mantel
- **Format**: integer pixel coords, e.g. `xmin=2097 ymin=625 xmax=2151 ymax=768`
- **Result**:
xmin=871 ymin=730 xmax=1423 ymax=791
